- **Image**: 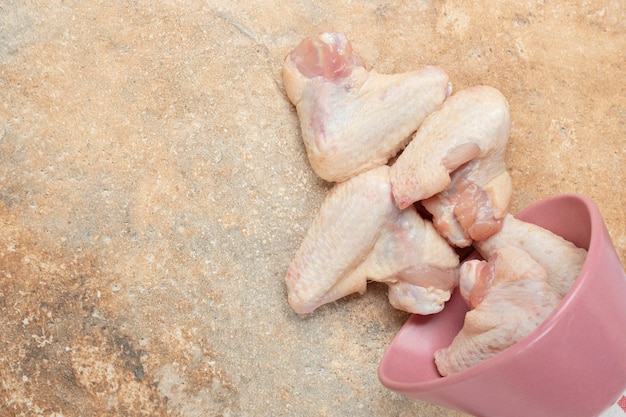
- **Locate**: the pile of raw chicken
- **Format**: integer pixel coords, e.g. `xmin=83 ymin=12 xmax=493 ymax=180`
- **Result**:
xmin=282 ymin=33 xmax=587 ymax=376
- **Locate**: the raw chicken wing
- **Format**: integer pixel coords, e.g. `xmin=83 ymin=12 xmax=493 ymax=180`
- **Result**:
xmin=475 ymin=214 xmax=588 ymax=297
xmin=434 ymin=246 xmax=562 ymax=376
xmin=285 ymin=165 xmax=459 ymax=315
xmin=390 ymin=86 xmax=512 ymax=247
xmin=283 ymin=32 xmax=451 ymax=182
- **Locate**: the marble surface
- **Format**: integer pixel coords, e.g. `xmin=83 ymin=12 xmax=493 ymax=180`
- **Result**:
xmin=0 ymin=1 xmax=624 ymax=416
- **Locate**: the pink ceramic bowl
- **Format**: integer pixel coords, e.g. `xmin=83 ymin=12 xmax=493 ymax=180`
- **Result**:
xmin=378 ymin=194 xmax=626 ymax=417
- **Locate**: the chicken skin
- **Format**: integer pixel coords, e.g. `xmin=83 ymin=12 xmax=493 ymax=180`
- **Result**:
xmin=285 ymin=165 xmax=459 ymax=315
xmin=475 ymin=214 xmax=588 ymax=297
xmin=434 ymin=246 xmax=562 ymax=376
xmin=283 ymin=32 xmax=451 ymax=182
xmin=390 ymin=85 xmax=512 ymax=247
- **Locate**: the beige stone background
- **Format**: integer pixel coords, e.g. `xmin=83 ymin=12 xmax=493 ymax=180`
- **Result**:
xmin=0 ymin=1 xmax=624 ymax=416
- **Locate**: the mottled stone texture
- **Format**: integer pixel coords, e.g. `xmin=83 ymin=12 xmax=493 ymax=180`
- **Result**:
xmin=0 ymin=1 xmax=624 ymax=416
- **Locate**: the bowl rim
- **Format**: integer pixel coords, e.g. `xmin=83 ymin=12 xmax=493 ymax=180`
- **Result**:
xmin=378 ymin=193 xmax=602 ymax=392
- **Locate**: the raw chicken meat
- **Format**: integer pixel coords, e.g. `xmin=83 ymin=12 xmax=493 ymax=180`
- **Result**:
xmin=285 ymin=165 xmax=459 ymax=315
xmin=390 ymin=85 xmax=512 ymax=247
xmin=283 ymin=32 xmax=452 ymax=182
xmin=475 ymin=214 xmax=588 ymax=297
xmin=434 ymin=246 xmax=562 ymax=376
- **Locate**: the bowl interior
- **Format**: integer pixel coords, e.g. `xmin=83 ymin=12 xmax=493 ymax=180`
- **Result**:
xmin=378 ymin=287 xmax=468 ymax=384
